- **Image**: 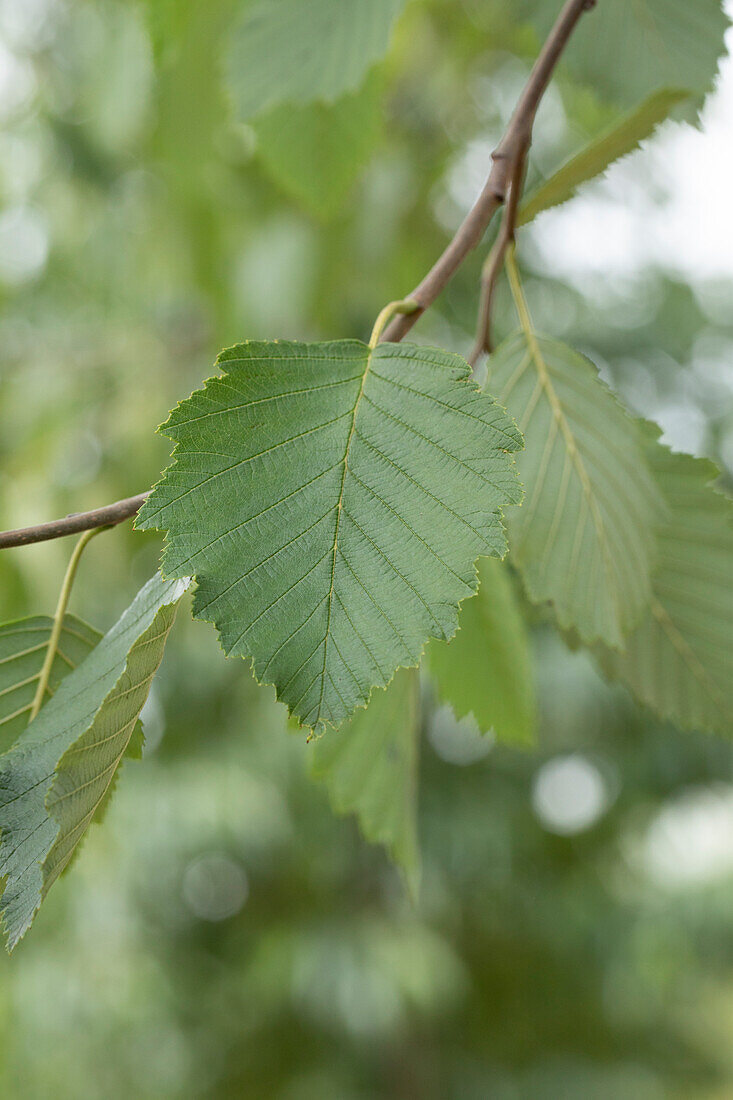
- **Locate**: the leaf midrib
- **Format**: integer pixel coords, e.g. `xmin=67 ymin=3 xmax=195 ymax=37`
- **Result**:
xmin=317 ymin=344 xmax=374 ymax=724
xmin=507 ymin=332 xmax=621 ymax=630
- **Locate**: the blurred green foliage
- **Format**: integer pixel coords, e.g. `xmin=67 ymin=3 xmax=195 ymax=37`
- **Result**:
xmin=1 ymin=0 xmax=733 ymax=1096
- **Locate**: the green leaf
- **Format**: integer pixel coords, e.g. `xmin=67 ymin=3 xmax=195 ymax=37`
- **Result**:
xmin=137 ymin=339 xmax=522 ymax=731
xmin=518 ymin=88 xmax=690 ymax=227
xmin=135 ymin=0 xmax=190 ymax=65
xmin=254 ymin=75 xmax=382 ymax=219
xmin=0 ymin=572 xmax=189 ymax=950
xmin=426 ymin=557 xmax=535 ymax=744
xmin=593 ymin=426 xmax=733 ymax=735
xmin=488 ymin=332 xmax=662 ymax=647
xmin=0 ymin=615 xmax=100 ymax=754
xmin=225 ymin=0 xmax=405 ymax=119
xmin=521 ymin=0 xmax=729 ymax=112
xmin=311 ymin=666 xmax=420 ymax=890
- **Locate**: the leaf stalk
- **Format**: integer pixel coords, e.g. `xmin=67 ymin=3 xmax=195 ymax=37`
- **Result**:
xmin=369 ymin=299 xmax=419 ymax=348
xmin=28 ymin=527 xmax=105 ymax=722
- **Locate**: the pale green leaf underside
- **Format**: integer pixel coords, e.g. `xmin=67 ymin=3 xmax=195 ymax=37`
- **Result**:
xmin=521 ymin=0 xmax=728 ymax=111
xmin=0 ymin=573 xmax=189 ymax=950
xmin=226 ymin=0 xmax=404 ymax=119
xmin=594 ymin=426 xmax=733 ymax=735
xmin=254 ymin=75 xmax=382 ymax=219
xmin=489 ymin=333 xmax=662 ymax=648
xmin=427 ymin=557 xmax=535 ymax=744
xmin=137 ymin=339 xmax=522 ymax=731
xmin=0 ymin=615 xmax=100 ymax=754
xmin=311 ymin=666 xmax=420 ymax=890
xmin=519 ymin=88 xmax=690 ymax=227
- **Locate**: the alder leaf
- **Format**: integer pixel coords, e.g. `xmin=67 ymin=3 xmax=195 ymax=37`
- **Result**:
xmin=254 ymin=75 xmax=382 ymax=219
xmin=311 ymin=667 xmax=420 ymax=890
xmin=426 ymin=557 xmax=535 ymax=745
xmin=593 ymin=426 xmax=733 ymax=735
xmin=0 ymin=572 xmax=189 ymax=950
xmin=137 ymin=339 xmax=522 ymax=731
xmin=518 ymin=88 xmax=690 ymax=227
xmin=226 ymin=0 xmax=405 ymax=119
xmin=488 ymin=333 xmax=663 ymax=647
xmin=0 ymin=615 xmax=100 ymax=754
xmin=521 ymin=0 xmax=729 ymax=113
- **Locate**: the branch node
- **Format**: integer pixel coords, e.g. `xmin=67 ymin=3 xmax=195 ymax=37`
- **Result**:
xmin=0 ymin=0 xmax=597 ymax=546
xmin=381 ymin=0 xmax=594 ymax=344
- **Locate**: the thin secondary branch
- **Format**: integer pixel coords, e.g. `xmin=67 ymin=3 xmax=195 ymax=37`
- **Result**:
xmin=0 ymin=0 xmax=594 ymax=551
xmin=468 ymin=145 xmax=527 ymax=366
xmin=381 ymin=0 xmax=596 ymax=344
xmin=29 ymin=527 xmax=104 ymax=720
xmin=0 ymin=493 xmax=149 ymax=550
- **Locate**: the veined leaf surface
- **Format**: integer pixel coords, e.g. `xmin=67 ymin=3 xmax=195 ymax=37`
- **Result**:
xmin=0 ymin=615 xmax=100 ymax=754
xmin=519 ymin=89 xmax=690 ymax=227
xmin=311 ymin=667 xmax=420 ymax=889
xmin=0 ymin=573 xmax=189 ymax=950
xmin=137 ymin=339 xmax=522 ymax=731
xmin=226 ymin=0 xmax=405 ymax=118
xmin=595 ymin=427 xmax=733 ymax=735
xmin=427 ymin=557 xmax=535 ymax=745
xmin=489 ymin=333 xmax=662 ymax=647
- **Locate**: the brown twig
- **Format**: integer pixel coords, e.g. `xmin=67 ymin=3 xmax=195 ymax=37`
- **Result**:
xmin=0 ymin=0 xmax=594 ymax=552
xmin=467 ymin=146 xmax=528 ymax=366
xmin=0 ymin=493 xmax=149 ymax=549
xmin=381 ymin=0 xmax=596 ymax=344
